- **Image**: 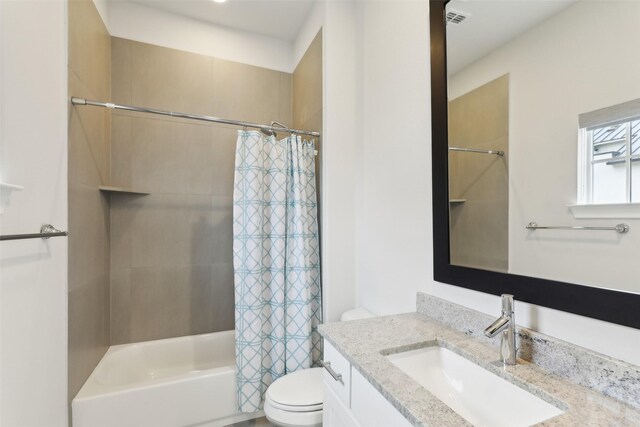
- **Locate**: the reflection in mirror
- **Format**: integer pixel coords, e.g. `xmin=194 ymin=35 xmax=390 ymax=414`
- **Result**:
xmin=445 ymin=0 xmax=640 ymax=293
xmin=449 ymin=75 xmax=509 ymax=272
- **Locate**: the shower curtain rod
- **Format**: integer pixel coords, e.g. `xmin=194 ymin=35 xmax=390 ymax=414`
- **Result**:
xmin=449 ymin=147 xmax=504 ymax=156
xmin=70 ymin=97 xmax=321 ymax=138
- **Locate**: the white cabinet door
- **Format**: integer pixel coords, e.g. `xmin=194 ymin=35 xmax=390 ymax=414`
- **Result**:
xmin=322 ymin=339 xmax=412 ymax=427
xmin=351 ymin=369 xmax=412 ymax=427
xmin=323 ymin=381 xmax=360 ymax=427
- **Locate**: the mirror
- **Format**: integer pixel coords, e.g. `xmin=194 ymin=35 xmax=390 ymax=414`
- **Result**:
xmin=430 ymin=0 xmax=640 ymax=329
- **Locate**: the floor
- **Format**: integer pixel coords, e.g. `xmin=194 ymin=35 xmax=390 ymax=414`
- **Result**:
xmin=226 ymin=416 xmax=275 ymax=427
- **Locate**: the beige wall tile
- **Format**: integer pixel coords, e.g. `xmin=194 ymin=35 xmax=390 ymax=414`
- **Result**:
xmin=108 ymin=38 xmax=319 ymax=345
xmin=293 ymin=31 xmax=323 ymax=129
xmin=68 ymin=0 xmax=111 ymax=398
xmin=69 ymin=71 xmax=111 ymax=186
xmin=279 ymin=73 xmax=293 ymax=126
xmin=293 ymin=33 xmax=323 ymax=233
xmin=68 ymin=181 xmax=110 ymax=292
xmin=211 ymin=127 xmax=238 ymax=197
xmin=449 ymin=74 xmax=509 ymax=272
xmin=68 ymin=0 xmax=110 ymax=100
xmin=455 ymin=153 xmax=507 ymax=197
xmin=68 ymin=273 xmax=109 ymax=400
xmin=111 ymin=37 xmax=132 ymax=105
xmin=109 ymin=195 xmax=135 ymax=271
xmin=127 ymin=194 xmax=215 ymax=268
xmin=212 ymin=58 xmax=281 ymax=125
xmin=131 ymin=118 xmax=214 ymax=194
xmin=111 ymin=115 xmax=132 ymax=188
xmin=211 ymin=196 xmax=233 ymax=265
xmin=132 ymin=41 xmax=213 ymax=115
xmin=449 ymin=153 xmax=461 ymax=198
xmin=449 ymin=75 xmax=509 ymax=148
xmin=211 ymin=262 xmax=235 ymax=332
xmin=110 ymin=269 xmax=132 ymax=345
xmin=451 ymin=200 xmax=508 ymax=271
xmin=130 ymin=265 xmax=213 ymax=342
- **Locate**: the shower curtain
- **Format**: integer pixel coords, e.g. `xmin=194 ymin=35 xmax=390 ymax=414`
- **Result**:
xmin=233 ymin=130 xmax=322 ymax=412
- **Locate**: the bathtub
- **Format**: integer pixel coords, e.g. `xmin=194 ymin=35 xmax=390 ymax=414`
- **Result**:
xmin=72 ymin=330 xmax=261 ymax=427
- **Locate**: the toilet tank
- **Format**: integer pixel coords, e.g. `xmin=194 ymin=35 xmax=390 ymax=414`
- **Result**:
xmin=340 ymin=308 xmax=375 ymax=321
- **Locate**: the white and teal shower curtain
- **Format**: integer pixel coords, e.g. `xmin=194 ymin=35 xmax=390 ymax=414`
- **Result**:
xmin=233 ymin=130 xmax=322 ymax=412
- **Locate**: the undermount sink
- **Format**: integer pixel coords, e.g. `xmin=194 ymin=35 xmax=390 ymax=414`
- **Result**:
xmin=387 ymin=346 xmax=564 ymax=427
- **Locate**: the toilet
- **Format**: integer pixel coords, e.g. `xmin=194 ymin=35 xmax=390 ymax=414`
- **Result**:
xmin=264 ymin=308 xmax=375 ymax=427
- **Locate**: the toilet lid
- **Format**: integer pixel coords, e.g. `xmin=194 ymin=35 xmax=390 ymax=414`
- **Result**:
xmin=266 ymin=367 xmax=323 ymax=411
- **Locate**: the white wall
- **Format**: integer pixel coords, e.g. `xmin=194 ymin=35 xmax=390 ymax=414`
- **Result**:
xmin=449 ymin=1 xmax=640 ymax=293
xmin=102 ymin=0 xmax=294 ymax=72
xmin=315 ymin=1 xmax=359 ymax=322
xmin=287 ymin=0 xmax=361 ymax=323
xmin=0 ymin=1 xmax=68 ymax=425
xmin=354 ymin=0 xmax=431 ymax=314
xmin=350 ymin=0 xmax=640 ymax=367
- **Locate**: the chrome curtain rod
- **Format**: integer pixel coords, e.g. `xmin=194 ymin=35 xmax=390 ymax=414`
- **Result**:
xmin=71 ymin=97 xmax=321 ymax=138
xmin=526 ymin=222 xmax=630 ymax=234
xmin=449 ymin=147 xmax=504 ymax=156
xmin=0 ymin=224 xmax=68 ymax=241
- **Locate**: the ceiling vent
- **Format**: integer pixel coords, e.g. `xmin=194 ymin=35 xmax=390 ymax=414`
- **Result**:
xmin=446 ymin=9 xmax=471 ymax=25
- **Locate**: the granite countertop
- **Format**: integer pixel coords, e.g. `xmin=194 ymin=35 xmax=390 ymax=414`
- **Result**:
xmin=318 ymin=312 xmax=640 ymax=426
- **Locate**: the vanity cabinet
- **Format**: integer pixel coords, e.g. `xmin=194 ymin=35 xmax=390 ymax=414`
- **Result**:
xmin=322 ymin=340 xmax=411 ymax=427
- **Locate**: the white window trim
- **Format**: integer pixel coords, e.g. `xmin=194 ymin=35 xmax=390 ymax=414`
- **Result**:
xmin=568 ymin=203 xmax=640 ymax=219
xmin=576 ymin=127 xmax=590 ymax=205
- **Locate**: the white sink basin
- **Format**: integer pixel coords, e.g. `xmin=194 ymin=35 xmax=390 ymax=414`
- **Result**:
xmin=387 ymin=346 xmax=563 ymax=427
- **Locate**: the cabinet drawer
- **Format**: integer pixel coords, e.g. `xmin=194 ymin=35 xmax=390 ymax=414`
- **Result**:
xmin=322 ymin=340 xmax=352 ymax=407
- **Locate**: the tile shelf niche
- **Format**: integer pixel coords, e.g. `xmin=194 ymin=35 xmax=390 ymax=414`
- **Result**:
xmin=98 ymin=186 xmax=150 ymax=196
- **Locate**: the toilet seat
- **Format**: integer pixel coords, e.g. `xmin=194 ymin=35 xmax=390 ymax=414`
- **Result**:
xmin=266 ymin=367 xmax=323 ymax=408
xmin=267 ymin=399 xmax=323 ymax=413
xmin=264 ymin=367 xmax=323 ymax=427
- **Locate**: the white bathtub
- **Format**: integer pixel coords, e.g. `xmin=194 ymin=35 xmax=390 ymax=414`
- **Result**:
xmin=72 ymin=330 xmax=260 ymax=427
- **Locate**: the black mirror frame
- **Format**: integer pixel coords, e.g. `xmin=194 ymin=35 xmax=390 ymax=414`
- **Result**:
xmin=429 ymin=0 xmax=640 ymax=330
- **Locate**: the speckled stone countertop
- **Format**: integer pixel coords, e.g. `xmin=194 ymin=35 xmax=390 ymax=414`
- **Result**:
xmin=318 ymin=300 xmax=640 ymax=426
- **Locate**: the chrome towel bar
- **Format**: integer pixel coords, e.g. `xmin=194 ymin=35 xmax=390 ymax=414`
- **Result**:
xmin=0 ymin=224 xmax=68 ymax=241
xmin=526 ymin=222 xmax=629 ymax=234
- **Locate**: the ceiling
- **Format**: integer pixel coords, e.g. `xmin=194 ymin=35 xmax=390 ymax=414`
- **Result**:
xmin=446 ymin=0 xmax=578 ymax=75
xmin=127 ymin=0 xmax=316 ymax=42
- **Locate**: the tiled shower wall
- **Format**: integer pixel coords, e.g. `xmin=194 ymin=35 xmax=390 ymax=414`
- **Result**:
xmin=448 ymin=75 xmax=509 ymax=272
xmin=293 ymin=31 xmax=323 ymax=224
xmin=109 ymin=38 xmax=294 ymax=344
xmin=68 ymin=0 xmax=111 ymax=400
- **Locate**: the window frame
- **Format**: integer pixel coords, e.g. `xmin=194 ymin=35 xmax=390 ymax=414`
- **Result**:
xmin=578 ymin=118 xmax=639 ymax=205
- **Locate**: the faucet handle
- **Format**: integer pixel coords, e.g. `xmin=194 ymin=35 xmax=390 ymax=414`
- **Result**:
xmin=501 ymin=294 xmax=514 ymax=315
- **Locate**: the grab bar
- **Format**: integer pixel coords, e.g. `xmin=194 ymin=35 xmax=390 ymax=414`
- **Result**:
xmin=0 ymin=224 xmax=68 ymax=241
xmin=526 ymin=222 xmax=629 ymax=234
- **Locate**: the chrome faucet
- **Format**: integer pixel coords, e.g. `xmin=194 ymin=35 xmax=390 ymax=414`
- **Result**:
xmin=484 ymin=294 xmax=517 ymax=365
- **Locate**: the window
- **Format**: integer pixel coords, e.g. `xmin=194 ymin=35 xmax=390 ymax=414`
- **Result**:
xmin=578 ymin=100 xmax=640 ymax=205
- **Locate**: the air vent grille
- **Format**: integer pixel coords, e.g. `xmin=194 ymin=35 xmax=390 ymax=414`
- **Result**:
xmin=446 ymin=9 xmax=471 ymax=25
